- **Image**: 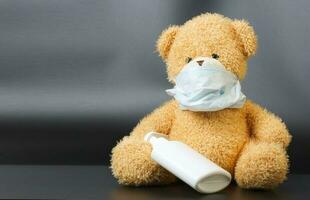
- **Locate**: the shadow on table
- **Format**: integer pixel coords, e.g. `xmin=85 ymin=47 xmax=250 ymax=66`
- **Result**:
xmin=109 ymin=182 xmax=280 ymax=200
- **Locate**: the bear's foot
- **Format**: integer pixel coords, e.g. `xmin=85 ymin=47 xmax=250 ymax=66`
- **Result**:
xmin=234 ymin=142 xmax=289 ymax=189
xmin=111 ymin=137 xmax=176 ymax=186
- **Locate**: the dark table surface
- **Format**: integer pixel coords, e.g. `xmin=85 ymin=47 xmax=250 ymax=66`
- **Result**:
xmin=0 ymin=165 xmax=308 ymax=200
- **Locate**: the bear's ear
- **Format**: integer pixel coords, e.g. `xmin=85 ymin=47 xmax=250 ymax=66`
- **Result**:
xmin=232 ymin=20 xmax=257 ymax=57
xmin=156 ymin=25 xmax=179 ymax=60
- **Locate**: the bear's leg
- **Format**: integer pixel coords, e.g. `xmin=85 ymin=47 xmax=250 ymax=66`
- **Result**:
xmin=234 ymin=141 xmax=288 ymax=189
xmin=111 ymin=137 xmax=177 ymax=185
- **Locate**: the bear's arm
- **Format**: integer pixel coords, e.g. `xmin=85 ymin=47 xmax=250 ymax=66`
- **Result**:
xmin=129 ymin=99 xmax=178 ymax=140
xmin=244 ymin=100 xmax=292 ymax=148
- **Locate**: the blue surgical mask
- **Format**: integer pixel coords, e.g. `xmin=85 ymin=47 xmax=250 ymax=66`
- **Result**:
xmin=166 ymin=57 xmax=246 ymax=112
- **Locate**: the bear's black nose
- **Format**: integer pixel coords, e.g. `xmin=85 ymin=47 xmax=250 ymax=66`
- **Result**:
xmin=197 ymin=60 xmax=204 ymax=66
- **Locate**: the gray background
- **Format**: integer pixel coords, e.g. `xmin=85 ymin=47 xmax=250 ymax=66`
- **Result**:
xmin=0 ymin=0 xmax=309 ymax=173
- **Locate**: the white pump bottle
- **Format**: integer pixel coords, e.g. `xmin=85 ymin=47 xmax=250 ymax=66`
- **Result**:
xmin=144 ymin=131 xmax=231 ymax=193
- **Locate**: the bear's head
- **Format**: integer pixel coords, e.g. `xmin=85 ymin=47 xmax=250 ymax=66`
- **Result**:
xmin=156 ymin=13 xmax=257 ymax=81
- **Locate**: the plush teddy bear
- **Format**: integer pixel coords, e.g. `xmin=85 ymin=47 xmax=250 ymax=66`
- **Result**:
xmin=111 ymin=13 xmax=291 ymax=189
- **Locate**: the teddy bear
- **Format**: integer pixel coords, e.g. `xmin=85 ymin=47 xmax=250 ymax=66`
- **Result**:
xmin=111 ymin=13 xmax=291 ymax=189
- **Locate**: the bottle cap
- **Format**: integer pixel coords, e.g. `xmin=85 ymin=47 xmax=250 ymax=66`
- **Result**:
xmin=144 ymin=131 xmax=168 ymax=142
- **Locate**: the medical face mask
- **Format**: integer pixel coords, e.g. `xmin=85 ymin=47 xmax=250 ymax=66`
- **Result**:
xmin=166 ymin=57 xmax=246 ymax=112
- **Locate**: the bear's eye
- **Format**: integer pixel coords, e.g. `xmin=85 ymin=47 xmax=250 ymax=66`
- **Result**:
xmin=185 ymin=57 xmax=192 ymax=63
xmin=212 ymin=53 xmax=219 ymax=59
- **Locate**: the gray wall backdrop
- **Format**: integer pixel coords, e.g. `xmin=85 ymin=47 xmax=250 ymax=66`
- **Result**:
xmin=0 ymin=0 xmax=309 ymax=173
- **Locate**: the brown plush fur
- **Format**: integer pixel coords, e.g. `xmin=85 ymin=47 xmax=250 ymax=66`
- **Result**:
xmin=111 ymin=13 xmax=291 ymax=189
